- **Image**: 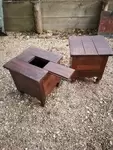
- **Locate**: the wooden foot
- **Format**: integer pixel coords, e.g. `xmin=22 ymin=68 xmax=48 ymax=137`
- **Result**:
xmin=93 ymin=77 xmax=101 ymax=84
xmin=56 ymin=81 xmax=61 ymax=87
xmin=40 ymin=102 xmax=45 ymax=107
xmin=40 ymin=98 xmax=46 ymax=107
xmin=19 ymin=91 xmax=24 ymax=95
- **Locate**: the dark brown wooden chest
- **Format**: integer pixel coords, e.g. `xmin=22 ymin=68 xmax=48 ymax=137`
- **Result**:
xmin=3 ymin=47 xmax=75 ymax=106
xmin=69 ymin=35 xmax=113 ymax=83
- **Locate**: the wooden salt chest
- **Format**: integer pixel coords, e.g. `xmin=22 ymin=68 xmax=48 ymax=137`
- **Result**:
xmin=69 ymin=35 xmax=113 ymax=83
xmin=3 ymin=47 xmax=75 ymax=106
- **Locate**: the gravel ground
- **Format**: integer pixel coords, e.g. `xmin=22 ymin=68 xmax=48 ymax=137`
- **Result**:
xmin=0 ymin=32 xmax=113 ymax=150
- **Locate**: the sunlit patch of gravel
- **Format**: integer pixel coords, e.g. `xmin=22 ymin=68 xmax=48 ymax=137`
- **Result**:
xmin=0 ymin=32 xmax=113 ymax=150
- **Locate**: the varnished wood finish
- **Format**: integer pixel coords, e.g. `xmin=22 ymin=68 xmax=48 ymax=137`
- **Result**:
xmin=17 ymin=47 xmax=62 ymax=63
xmin=69 ymin=35 xmax=113 ymax=56
xmin=3 ymin=47 xmax=75 ymax=106
xmin=10 ymin=70 xmax=46 ymax=106
xmin=69 ymin=35 xmax=113 ymax=82
xmin=4 ymin=58 xmax=48 ymax=82
xmin=44 ymin=62 xmax=75 ymax=80
xmin=43 ymin=73 xmax=60 ymax=95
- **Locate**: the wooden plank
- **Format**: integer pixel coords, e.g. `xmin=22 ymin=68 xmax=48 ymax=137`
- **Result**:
xmin=81 ymin=36 xmax=98 ymax=55
xmin=91 ymin=36 xmax=113 ymax=55
xmin=69 ymin=36 xmax=85 ymax=55
xmin=24 ymin=47 xmax=62 ymax=63
xmin=17 ymin=52 xmax=34 ymax=63
xmin=3 ymin=58 xmax=48 ymax=82
xmin=41 ymin=1 xmax=101 ymax=18
xmin=44 ymin=62 xmax=75 ymax=80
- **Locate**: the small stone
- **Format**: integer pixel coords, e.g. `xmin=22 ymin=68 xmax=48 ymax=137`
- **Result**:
xmin=47 ymin=32 xmax=53 ymax=37
xmin=21 ymin=100 xmax=24 ymax=103
xmin=37 ymin=130 xmax=39 ymax=133
xmin=0 ymin=101 xmax=4 ymax=104
xmin=56 ymin=131 xmax=60 ymax=135
xmin=39 ymin=34 xmax=47 ymax=38
xmin=78 ymin=33 xmax=82 ymax=36
xmin=53 ymin=134 xmax=56 ymax=138
xmin=100 ymin=98 xmax=103 ymax=101
xmin=100 ymin=101 xmax=103 ymax=104
xmin=47 ymin=30 xmax=52 ymax=33
xmin=85 ymin=116 xmax=88 ymax=119
xmin=87 ymin=110 xmax=90 ymax=114
xmin=26 ymin=36 xmax=30 ymax=39
xmin=89 ymin=128 xmax=92 ymax=131
xmin=110 ymin=141 xmax=113 ymax=145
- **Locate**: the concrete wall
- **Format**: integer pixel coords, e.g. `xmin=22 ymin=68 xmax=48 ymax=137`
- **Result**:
xmin=108 ymin=0 xmax=113 ymax=11
xmin=41 ymin=0 xmax=102 ymax=30
xmin=3 ymin=0 xmax=112 ymax=32
xmin=3 ymin=2 xmax=34 ymax=31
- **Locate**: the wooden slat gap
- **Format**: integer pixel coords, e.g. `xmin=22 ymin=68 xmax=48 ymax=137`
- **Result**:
xmin=81 ymin=37 xmax=86 ymax=55
xmin=91 ymin=36 xmax=99 ymax=55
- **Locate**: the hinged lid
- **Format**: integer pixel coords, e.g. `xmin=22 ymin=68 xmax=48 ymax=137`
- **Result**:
xmin=69 ymin=35 xmax=113 ymax=56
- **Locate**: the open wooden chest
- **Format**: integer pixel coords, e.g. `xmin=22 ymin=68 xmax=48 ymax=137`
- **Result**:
xmin=3 ymin=47 xmax=75 ymax=106
xmin=69 ymin=35 xmax=113 ymax=83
